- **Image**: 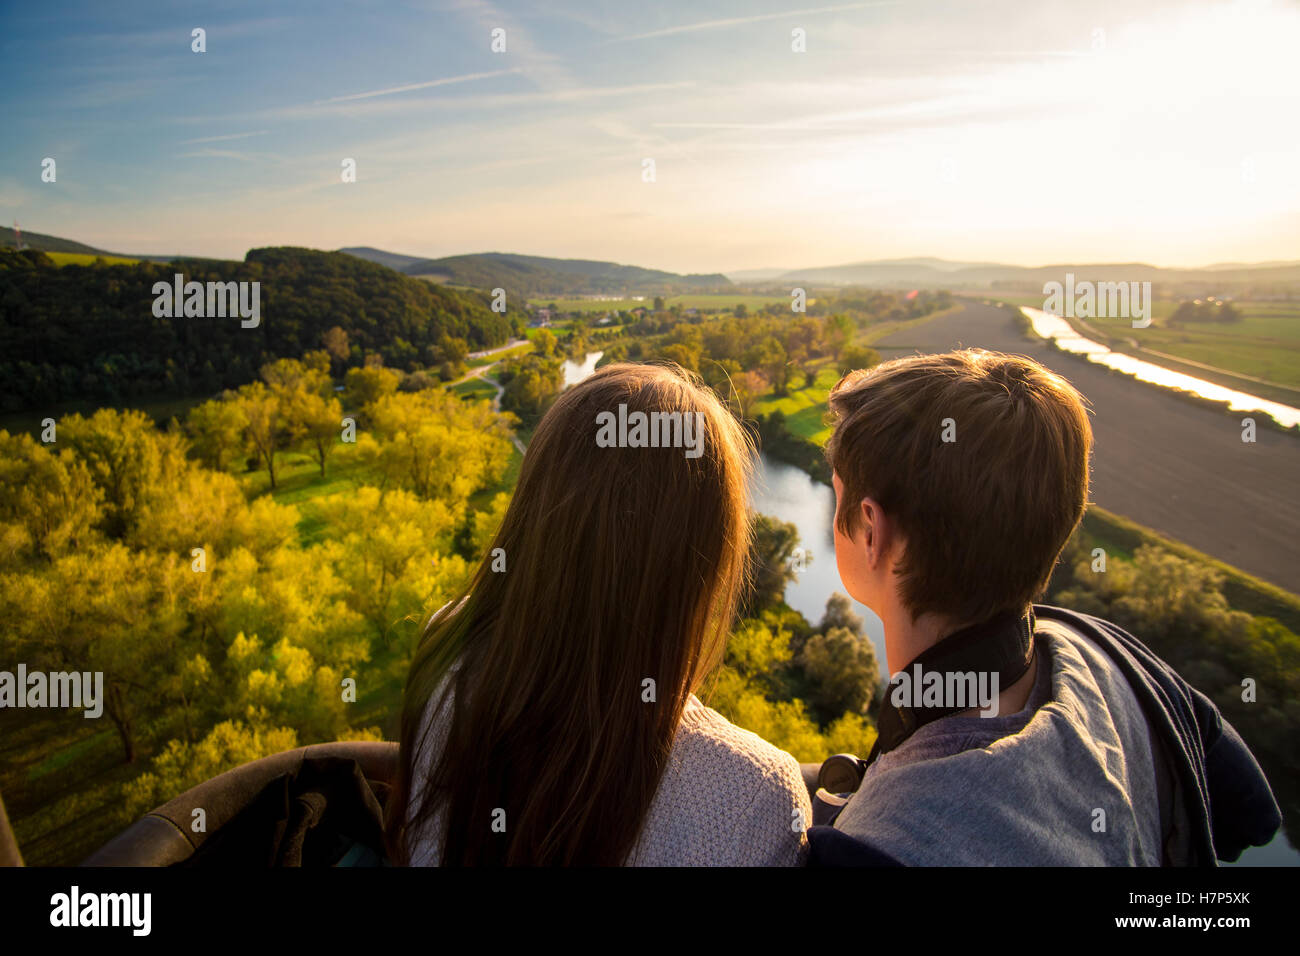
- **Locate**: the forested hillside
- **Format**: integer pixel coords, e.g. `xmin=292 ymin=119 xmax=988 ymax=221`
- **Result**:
xmin=0 ymin=247 xmax=525 ymax=411
xmin=343 ymin=248 xmax=734 ymax=298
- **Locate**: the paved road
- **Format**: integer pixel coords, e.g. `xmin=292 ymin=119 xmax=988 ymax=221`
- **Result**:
xmin=872 ymin=300 xmax=1300 ymax=595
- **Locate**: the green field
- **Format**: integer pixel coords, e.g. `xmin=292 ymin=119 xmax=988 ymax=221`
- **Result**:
xmin=998 ymin=294 xmax=1300 ymax=395
xmin=45 ymin=251 xmax=140 ymax=267
xmin=467 ymin=343 xmax=530 ymax=367
xmin=752 ymin=367 xmax=839 ymax=444
xmin=448 ymin=376 xmax=499 ymax=402
xmin=535 ymin=293 xmax=800 ymax=313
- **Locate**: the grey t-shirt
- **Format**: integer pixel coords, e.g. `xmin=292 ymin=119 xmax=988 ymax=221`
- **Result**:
xmin=832 ymin=618 xmax=1179 ymax=865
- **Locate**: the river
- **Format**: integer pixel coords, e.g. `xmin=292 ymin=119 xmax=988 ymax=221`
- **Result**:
xmin=750 ymin=453 xmax=888 ymax=673
xmin=1021 ymin=307 xmax=1300 ymax=429
xmin=561 ymin=350 xmax=603 ymax=388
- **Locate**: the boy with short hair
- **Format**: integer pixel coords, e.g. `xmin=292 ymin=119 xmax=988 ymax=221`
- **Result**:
xmin=812 ymin=349 xmax=1279 ymax=866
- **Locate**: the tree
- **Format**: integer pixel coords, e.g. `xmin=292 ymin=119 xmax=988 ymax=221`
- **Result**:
xmin=261 ymin=356 xmax=330 ymax=398
xmin=733 ymin=369 xmax=768 ymax=420
xmin=0 ymin=544 xmax=188 ymax=763
xmin=499 ymin=354 xmax=564 ymax=423
xmin=364 ymin=390 xmax=512 ymax=502
xmin=533 ymin=329 xmax=558 ymax=358
xmin=186 ymin=398 xmax=245 ymax=472
xmin=343 ymin=366 xmax=401 ymax=413
xmin=233 ymin=382 xmax=287 ymax=489
xmin=0 ymin=432 xmax=103 ymax=565
xmin=659 ymin=342 xmax=700 ymax=373
xmin=701 ymin=358 xmax=742 ymax=404
xmin=315 ymin=487 xmax=470 ymax=647
xmin=824 ymin=314 xmax=854 ymax=359
xmin=289 ymin=390 xmax=344 ymax=477
xmin=819 ymin=592 xmax=863 ymax=635
xmin=123 ymin=721 xmax=300 ymax=818
xmin=746 ymin=513 xmax=801 ymax=613
xmin=321 ymin=326 xmax=350 ymax=372
xmin=838 ymin=345 xmax=881 ymax=377
xmin=59 ymin=408 xmax=188 ymax=539
xmin=749 ymin=335 xmax=790 ymax=395
xmin=799 ymin=626 xmax=881 ymax=722
xmin=430 ymin=334 xmax=470 ymax=380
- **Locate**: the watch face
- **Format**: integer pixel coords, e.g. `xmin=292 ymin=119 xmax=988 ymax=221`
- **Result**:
xmin=818 ymin=756 xmax=862 ymax=794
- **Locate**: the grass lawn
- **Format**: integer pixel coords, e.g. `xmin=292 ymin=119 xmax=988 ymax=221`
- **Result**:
xmin=448 ymin=376 xmax=498 ymax=401
xmin=467 ymin=343 xmax=530 ymax=367
xmin=45 ymin=251 xmax=140 ymax=267
xmin=752 ymin=366 xmax=839 ymax=444
xmin=236 ymin=450 xmax=382 ymax=545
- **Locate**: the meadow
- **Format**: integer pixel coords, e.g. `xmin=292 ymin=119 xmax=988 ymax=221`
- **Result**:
xmin=996 ymin=294 xmax=1300 ymax=400
xmin=45 ymin=251 xmax=141 ymax=267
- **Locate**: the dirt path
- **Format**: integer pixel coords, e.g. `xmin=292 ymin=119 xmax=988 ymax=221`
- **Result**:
xmin=872 ymin=300 xmax=1300 ymax=595
xmin=473 ymin=372 xmax=525 ymax=454
xmin=448 ymin=347 xmax=527 ymax=454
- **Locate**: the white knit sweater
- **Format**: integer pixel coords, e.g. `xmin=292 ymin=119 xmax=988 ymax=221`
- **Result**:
xmin=406 ymin=685 xmax=812 ymax=866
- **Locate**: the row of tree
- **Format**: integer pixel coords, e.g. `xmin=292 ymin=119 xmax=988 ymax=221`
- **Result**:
xmin=1167 ymin=299 xmax=1243 ymax=325
xmin=0 ymin=246 xmax=526 ymax=410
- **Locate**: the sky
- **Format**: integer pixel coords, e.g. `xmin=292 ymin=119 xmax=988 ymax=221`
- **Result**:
xmin=2 ymin=0 xmax=1298 ymax=274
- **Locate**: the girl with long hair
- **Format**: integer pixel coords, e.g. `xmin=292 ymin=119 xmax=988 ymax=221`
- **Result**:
xmin=386 ymin=362 xmax=811 ymax=866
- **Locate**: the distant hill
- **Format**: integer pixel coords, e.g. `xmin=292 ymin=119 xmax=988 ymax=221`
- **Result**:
xmin=0 ymin=225 xmax=113 ymax=256
xmin=0 ymin=226 xmax=192 ymax=263
xmin=337 ymin=246 xmax=433 ymax=273
xmin=736 ymin=256 xmax=1300 ymax=293
xmin=341 ymin=247 xmax=734 ymax=297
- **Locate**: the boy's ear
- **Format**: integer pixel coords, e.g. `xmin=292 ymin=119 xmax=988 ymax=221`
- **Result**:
xmin=859 ymin=496 xmax=882 ymax=567
xmin=858 ymin=496 xmax=901 ymax=572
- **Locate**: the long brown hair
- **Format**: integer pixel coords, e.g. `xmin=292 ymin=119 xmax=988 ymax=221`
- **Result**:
xmin=386 ymin=362 xmax=755 ymax=865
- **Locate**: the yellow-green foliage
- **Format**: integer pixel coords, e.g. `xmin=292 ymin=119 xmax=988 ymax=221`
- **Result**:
xmin=702 ymin=610 xmax=878 ymax=762
xmin=122 ymin=721 xmax=300 ymax=818
xmin=0 ymin=362 xmax=522 ymax=861
xmin=45 ymin=251 xmax=139 ymax=267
